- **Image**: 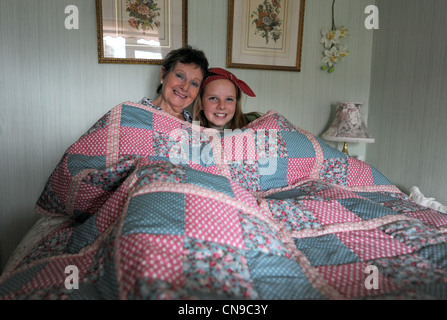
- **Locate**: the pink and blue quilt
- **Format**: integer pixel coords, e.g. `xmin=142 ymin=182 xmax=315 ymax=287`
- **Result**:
xmin=1 ymin=102 xmax=447 ymax=299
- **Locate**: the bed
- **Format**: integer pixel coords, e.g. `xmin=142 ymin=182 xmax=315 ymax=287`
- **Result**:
xmin=1 ymin=101 xmax=447 ymax=300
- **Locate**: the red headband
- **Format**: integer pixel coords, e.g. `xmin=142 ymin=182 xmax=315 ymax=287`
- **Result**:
xmin=201 ymin=68 xmax=256 ymax=97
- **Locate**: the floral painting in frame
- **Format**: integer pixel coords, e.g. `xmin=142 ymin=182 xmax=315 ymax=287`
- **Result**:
xmin=227 ymin=0 xmax=305 ymax=72
xmin=96 ymin=0 xmax=187 ymax=64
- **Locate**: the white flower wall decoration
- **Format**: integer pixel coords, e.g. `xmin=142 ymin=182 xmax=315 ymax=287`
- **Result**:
xmin=320 ymin=0 xmax=350 ymax=73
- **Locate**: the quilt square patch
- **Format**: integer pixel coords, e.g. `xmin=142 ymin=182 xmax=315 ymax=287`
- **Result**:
xmin=253 ymin=130 xmax=287 ymax=160
xmin=337 ymin=198 xmax=396 ymax=220
xmin=303 ymin=199 xmax=361 ymax=225
xmin=0 ymin=264 xmax=48 ymax=299
xmin=267 ymin=199 xmax=321 ymax=232
xmin=336 ymin=229 xmax=414 ymax=261
xmin=185 ymin=194 xmax=244 ymax=248
xmin=319 ymin=158 xmax=349 ymax=186
xmin=246 ymin=114 xmax=280 ymax=130
xmin=17 ymin=227 xmax=74 ymax=270
xmin=121 ymin=104 xmax=153 ymax=130
xmin=182 ymin=238 xmax=257 ymax=299
xmin=36 ymin=180 xmax=67 ymax=215
xmin=383 ymin=199 xmax=428 ymax=214
xmin=83 ymin=160 xmax=135 ymax=191
xmin=228 ymin=180 xmax=259 ymax=208
xmin=119 ymin=234 xmax=184 ymax=297
xmin=239 ymin=213 xmax=291 ymax=258
xmin=379 ymin=220 xmax=447 ymax=251
xmin=293 ymin=234 xmax=361 ymax=266
xmin=221 ymin=130 xmax=257 ymax=162
xmin=22 ymin=256 xmax=94 ymax=299
xmin=153 ymin=112 xmax=182 ymax=132
xmin=119 ymin=127 xmax=153 ymax=157
xmin=299 ymin=180 xmax=334 ymax=194
xmin=185 ymin=167 xmax=234 ymax=198
xmin=228 ymin=160 xmax=260 ymax=193
xmin=282 ymin=131 xmax=315 ymax=158
xmin=152 ymin=130 xmax=187 ymax=163
xmin=259 ymin=157 xmax=289 ymax=191
xmin=419 ymin=242 xmax=447 ymax=269
xmin=247 ymin=253 xmax=325 ymax=299
xmin=406 ymin=209 xmax=447 ymax=228
xmin=122 ymin=192 xmax=185 ymax=236
xmin=71 ymin=128 xmax=108 ymax=156
xmin=316 ymin=262 xmax=399 ymax=299
xmin=189 ymin=142 xmax=216 ymax=168
xmin=347 ymin=158 xmax=374 ymax=187
xmin=136 ymin=162 xmax=185 ymax=186
xmin=370 ymin=253 xmax=447 ymax=293
xmin=67 ymin=155 xmax=106 ymax=176
xmin=286 ymin=158 xmax=315 ymax=185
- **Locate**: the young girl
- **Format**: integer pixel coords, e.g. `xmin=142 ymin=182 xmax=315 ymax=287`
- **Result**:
xmin=193 ymin=68 xmax=261 ymax=130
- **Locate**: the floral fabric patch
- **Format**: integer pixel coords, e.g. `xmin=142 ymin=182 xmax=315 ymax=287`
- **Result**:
xmin=383 ymin=199 xmax=427 ymax=214
xmin=228 ymin=160 xmax=260 ymax=193
xmin=183 ymin=238 xmax=258 ymax=299
xmin=370 ymin=254 xmax=446 ymax=288
xmin=255 ymin=130 xmax=287 ymax=159
xmin=267 ymin=199 xmax=321 ymax=232
xmin=84 ymin=111 xmax=110 ymax=136
xmin=83 ymin=161 xmax=136 ymax=191
xmin=319 ymin=158 xmax=349 ymax=185
xmin=152 ymin=130 xmax=192 ymax=164
xmin=136 ymin=162 xmax=185 ymax=186
xmin=17 ymin=227 xmax=74 ymax=269
xmin=272 ymin=113 xmax=298 ymax=132
xmin=380 ymin=220 xmax=447 ymax=251
xmin=239 ymin=213 xmax=291 ymax=258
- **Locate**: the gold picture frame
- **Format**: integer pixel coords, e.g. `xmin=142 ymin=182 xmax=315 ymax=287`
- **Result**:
xmin=96 ymin=0 xmax=187 ymax=65
xmin=227 ymin=0 xmax=305 ymax=72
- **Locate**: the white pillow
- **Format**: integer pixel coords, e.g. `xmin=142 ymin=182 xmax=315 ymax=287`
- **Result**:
xmin=409 ymin=186 xmax=446 ymax=213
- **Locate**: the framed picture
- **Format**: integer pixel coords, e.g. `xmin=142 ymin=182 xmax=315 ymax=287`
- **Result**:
xmin=96 ymin=0 xmax=187 ymax=64
xmin=227 ymin=0 xmax=305 ymax=72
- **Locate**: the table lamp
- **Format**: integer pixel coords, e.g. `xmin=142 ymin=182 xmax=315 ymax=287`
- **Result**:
xmin=321 ymin=102 xmax=375 ymax=155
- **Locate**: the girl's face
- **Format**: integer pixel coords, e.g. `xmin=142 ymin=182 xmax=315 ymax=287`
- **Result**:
xmin=201 ymin=79 xmax=237 ymax=130
xmin=159 ymin=62 xmax=203 ymax=116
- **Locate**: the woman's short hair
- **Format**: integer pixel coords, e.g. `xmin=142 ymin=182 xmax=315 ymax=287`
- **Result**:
xmin=157 ymin=45 xmax=209 ymax=93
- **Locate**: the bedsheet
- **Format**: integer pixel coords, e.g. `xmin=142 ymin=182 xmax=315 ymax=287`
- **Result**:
xmin=1 ymin=102 xmax=447 ymax=300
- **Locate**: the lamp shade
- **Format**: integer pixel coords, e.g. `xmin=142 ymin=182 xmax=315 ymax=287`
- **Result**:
xmin=321 ymin=102 xmax=375 ymax=143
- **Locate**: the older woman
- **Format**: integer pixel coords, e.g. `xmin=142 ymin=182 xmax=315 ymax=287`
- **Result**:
xmin=139 ymin=45 xmax=209 ymax=122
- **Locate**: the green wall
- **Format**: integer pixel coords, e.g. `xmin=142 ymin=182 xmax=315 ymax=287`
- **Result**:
xmin=368 ymin=0 xmax=447 ymax=205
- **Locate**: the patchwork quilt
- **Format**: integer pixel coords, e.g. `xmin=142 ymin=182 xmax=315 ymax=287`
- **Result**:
xmin=1 ymin=101 xmax=447 ymax=300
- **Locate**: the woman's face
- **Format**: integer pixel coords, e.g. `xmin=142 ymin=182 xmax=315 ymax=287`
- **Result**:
xmin=201 ymin=79 xmax=237 ymax=130
xmin=160 ymin=62 xmax=204 ymax=115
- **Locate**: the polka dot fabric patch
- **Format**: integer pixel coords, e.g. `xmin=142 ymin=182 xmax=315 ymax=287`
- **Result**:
xmin=184 ymin=195 xmax=244 ymax=248
xmin=70 ymin=128 xmax=108 ymax=156
xmin=119 ymin=127 xmax=153 ymax=157
xmin=119 ymin=234 xmax=185 ymax=296
xmin=122 ymin=192 xmax=185 ymax=236
xmin=347 ymin=157 xmax=374 ymax=187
